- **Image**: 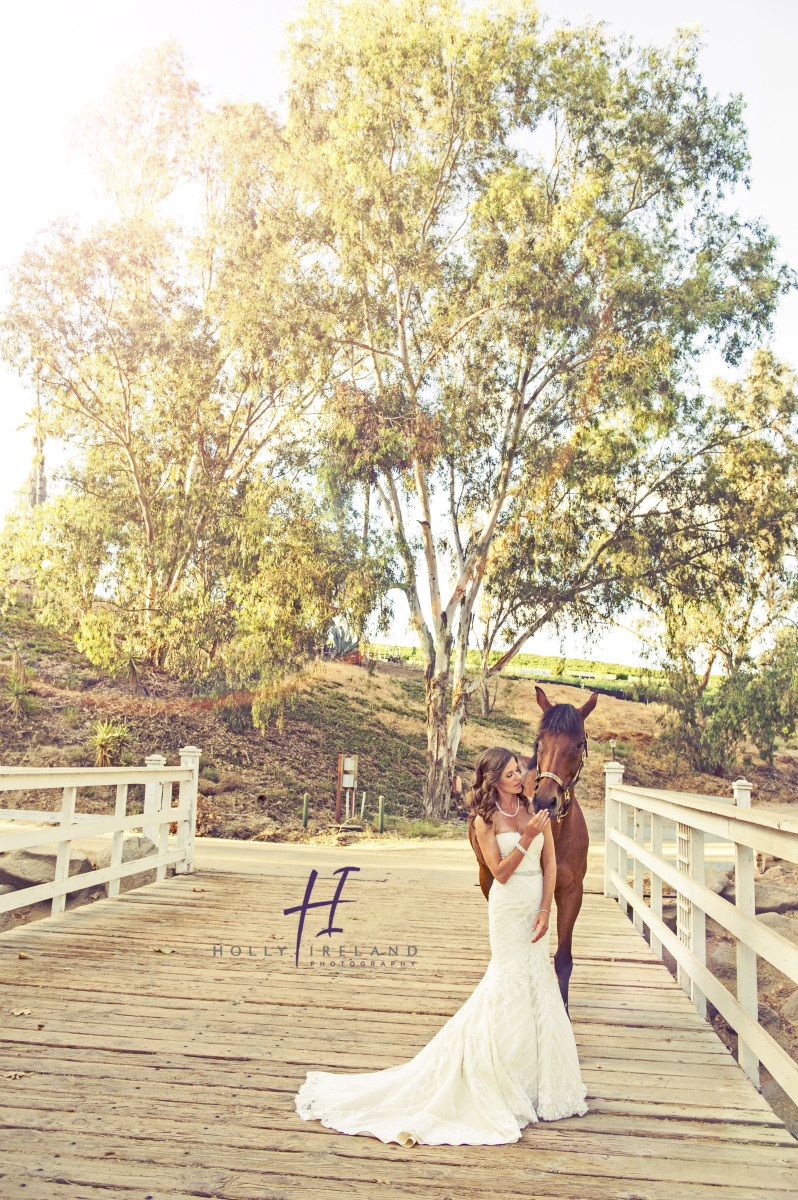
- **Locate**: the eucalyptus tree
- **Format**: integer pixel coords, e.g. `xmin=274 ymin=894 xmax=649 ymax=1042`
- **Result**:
xmin=290 ymin=0 xmax=791 ymax=814
xmin=474 ymin=351 xmax=798 ymax=702
xmin=1 ymin=44 xmax=340 ymax=675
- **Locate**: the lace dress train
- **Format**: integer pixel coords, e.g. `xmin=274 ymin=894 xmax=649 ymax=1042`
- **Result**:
xmin=294 ymin=830 xmax=587 ymax=1146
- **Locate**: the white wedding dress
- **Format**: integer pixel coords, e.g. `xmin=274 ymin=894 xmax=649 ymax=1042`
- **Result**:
xmin=294 ymin=830 xmax=588 ymax=1145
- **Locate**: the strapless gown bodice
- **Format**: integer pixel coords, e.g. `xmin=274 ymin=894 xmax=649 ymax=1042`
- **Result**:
xmin=495 ymin=828 xmax=544 ymax=871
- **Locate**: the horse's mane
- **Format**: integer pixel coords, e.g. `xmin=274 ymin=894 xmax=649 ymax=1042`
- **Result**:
xmin=528 ymin=703 xmax=584 ymax=768
xmin=538 ymin=703 xmax=584 ymax=738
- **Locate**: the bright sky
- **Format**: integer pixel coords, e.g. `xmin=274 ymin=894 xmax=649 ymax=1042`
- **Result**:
xmin=1 ymin=0 xmax=795 ymax=664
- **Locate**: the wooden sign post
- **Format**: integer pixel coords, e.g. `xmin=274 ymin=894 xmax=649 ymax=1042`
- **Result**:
xmin=335 ymin=754 xmax=358 ymax=823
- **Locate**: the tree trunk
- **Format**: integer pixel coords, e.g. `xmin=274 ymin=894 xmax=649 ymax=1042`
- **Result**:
xmin=422 ymin=628 xmax=453 ymax=816
xmin=479 ymin=675 xmax=491 ymax=716
xmin=424 ymin=665 xmax=452 ymax=818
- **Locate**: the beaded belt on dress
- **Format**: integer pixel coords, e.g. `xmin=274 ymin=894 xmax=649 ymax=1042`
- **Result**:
xmin=503 ymin=849 xmax=542 ymax=875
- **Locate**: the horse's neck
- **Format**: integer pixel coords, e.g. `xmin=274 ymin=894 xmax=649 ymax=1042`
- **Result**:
xmin=550 ymin=796 xmax=580 ymax=842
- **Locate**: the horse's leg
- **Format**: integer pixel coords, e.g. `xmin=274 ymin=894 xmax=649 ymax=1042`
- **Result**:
xmin=553 ymin=879 xmax=583 ymax=1016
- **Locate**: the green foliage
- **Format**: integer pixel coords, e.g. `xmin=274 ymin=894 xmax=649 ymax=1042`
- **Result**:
xmin=658 ymin=629 xmax=798 ymax=774
xmin=0 ymin=43 xmax=388 ymax=696
xmin=86 ymin=719 xmax=131 ymax=767
xmin=285 ymin=0 xmax=792 ymax=811
xmin=3 ymin=674 xmax=33 ymax=721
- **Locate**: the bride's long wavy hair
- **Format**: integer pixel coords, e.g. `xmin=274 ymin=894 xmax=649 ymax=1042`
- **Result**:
xmin=467 ymin=746 xmax=530 ymax=828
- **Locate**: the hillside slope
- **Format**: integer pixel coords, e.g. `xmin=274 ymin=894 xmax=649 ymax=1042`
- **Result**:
xmin=2 ymin=597 xmax=797 ymax=840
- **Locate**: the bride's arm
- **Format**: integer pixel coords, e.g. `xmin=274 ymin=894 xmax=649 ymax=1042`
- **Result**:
xmin=474 ymin=812 xmax=548 ymax=885
xmin=531 ymin=822 xmax=556 ymax=943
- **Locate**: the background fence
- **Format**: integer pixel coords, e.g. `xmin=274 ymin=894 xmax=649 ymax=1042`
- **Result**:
xmin=0 ymin=747 xmax=200 ymax=921
xmin=604 ymin=761 xmax=798 ymax=1105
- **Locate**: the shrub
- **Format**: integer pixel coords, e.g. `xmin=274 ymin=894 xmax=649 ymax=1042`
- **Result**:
xmin=86 ymin=719 xmax=131 ymax=767
xmin=4 ymin=674 xmax=33 ymax=720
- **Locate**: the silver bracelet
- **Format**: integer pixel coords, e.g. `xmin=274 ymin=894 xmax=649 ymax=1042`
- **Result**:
xmin=515 ymin=841 xmax=527 ymax=855
xmin=537 ymin=909 xmax=550 ymax=915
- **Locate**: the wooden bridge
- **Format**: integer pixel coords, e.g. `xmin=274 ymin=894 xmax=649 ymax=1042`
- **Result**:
xmin=1 ymin=761 xmax=797 ymax=1199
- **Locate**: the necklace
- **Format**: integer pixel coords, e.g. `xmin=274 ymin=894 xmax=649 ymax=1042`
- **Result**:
xmin=494 ymin=794 xmax=520 ymax=817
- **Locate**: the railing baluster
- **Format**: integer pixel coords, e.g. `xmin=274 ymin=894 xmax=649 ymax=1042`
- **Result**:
xmin=157 ymin=778 xmax=171 ymax=882
xmin=691 ymin=827 xmax=706 ymax=1018
xmin=144 ymin=754 xmax=167 ymax=845
xmin=676 ymin=821 xmax=692 ymax=1000
xmin=633 ymin=805 xmax=645 ymax=934
xmin=108 ymin=783 xmax=128 ymax=898
xmin=650 ymin=811 xmax=663 ymax=959
xmin=51 ymin=786 xmax=77 ymax=916
xmin=177 ymin=747 xmax=201 ymax=874
xmin=603 ymin=761 xmax=625 ymax=901
xmin=733 ymin=778 xmax=759 ymax=1087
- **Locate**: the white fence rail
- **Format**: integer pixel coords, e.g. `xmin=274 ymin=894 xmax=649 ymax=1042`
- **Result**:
xmin=604 ymin=762 xmax=798 ymax=1104
xmin=0 ymin=747 xmax=201 ymax=920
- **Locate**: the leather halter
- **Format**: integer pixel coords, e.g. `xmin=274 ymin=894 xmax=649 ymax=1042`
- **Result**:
xmin=532 ymin=737 xmax=588 ymax=821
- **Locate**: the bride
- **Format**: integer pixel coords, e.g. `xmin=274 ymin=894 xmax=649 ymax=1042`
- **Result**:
xmin=294 ymin=745 xmax=588 ymax=1145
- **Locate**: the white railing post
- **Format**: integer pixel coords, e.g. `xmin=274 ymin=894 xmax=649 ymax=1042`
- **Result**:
xmin=733 ymin=777 xmax=759 ymax=1087
xmin=650 ymin=812 xmax=664 ymax=959
xmin=108 ymin=783 xmax=128 ymax=899
xmin=603 ymin=761 xmax=625 ymax=900
xmin=177 ymin=746 xmax=201 ymax=873
xmin=144 ymin=754 xmax=167 ymax=845
xmin=51 ymin=786 xmax=77 ymax=916
xmin=692 ymin=826 xmax=707 ymax=1018
xmin=633 ymin=805 xmax=645 ymax=935
xmin=675 ymin=818 xmax=707 ymax=1016
xmin=156 ymin=773 xmax=172 ymax=883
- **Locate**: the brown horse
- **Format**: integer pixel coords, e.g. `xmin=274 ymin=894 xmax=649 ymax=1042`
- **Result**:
xmin=468 ymin=685 xmax=597 ymax=1015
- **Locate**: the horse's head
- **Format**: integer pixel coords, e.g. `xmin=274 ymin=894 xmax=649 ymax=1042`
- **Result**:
xmin=522 ymin=685 xmax=597 ymax=821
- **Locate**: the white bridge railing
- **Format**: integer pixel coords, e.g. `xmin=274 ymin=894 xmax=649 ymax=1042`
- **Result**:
xmin=0 ymin=746 xmax=201 ymax=922
xmin=604 ymin=762 xmax=798 ymax=1105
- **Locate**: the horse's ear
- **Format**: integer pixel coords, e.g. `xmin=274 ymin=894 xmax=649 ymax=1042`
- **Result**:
xmin=535 ymin=685 xmax=552 ymax=712
xmin=578 ymin=691 xmax=598 ymax=719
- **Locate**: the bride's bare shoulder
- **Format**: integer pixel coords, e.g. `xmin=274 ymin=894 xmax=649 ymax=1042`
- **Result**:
xmin=473 ymin=814 xmax=493 ymax=839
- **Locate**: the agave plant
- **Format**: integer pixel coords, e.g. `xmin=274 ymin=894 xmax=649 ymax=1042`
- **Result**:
xmin=4 ymin=675 xmax=32 ymax=720
xmin=86 ymin=719 xmax=131 ymax=767
xmin=327 ymin=625 xmax=359 ymax=659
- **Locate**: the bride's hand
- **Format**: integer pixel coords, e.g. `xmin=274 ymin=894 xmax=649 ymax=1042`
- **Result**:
xmin=531 ymin=909 xmax=549 ymax=943
xmin=524 ymin=809 xmax=549 ymax=839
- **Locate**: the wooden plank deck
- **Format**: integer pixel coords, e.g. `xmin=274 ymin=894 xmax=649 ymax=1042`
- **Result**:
xmin=1 ymin=847 xmax=796 ymax=1200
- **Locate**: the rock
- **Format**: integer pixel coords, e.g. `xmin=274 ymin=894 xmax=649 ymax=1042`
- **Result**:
xmin=249 ymin=818 xmax=281 ymax=843
xmin=707 ymin=940 xmax=737 ymax=978
xmin=782 ymin=991 xmax=798 ymax=1027
xmin=720 ymin=880 xmax=797 ymax=915
xmin=88 ymin=835 xmax=168 ymax=894
xmin=705 ymin=867 xmax=732 ymax=896
xmin=758 ymin=911 xmax=798 ymax=947
xmin=759 ymin=863 xmax=798 ymax=889
xmin=0 ymin=847 xmax=93 ymax=891
xmin=755 ymin=912 xmax=798 ymax=993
